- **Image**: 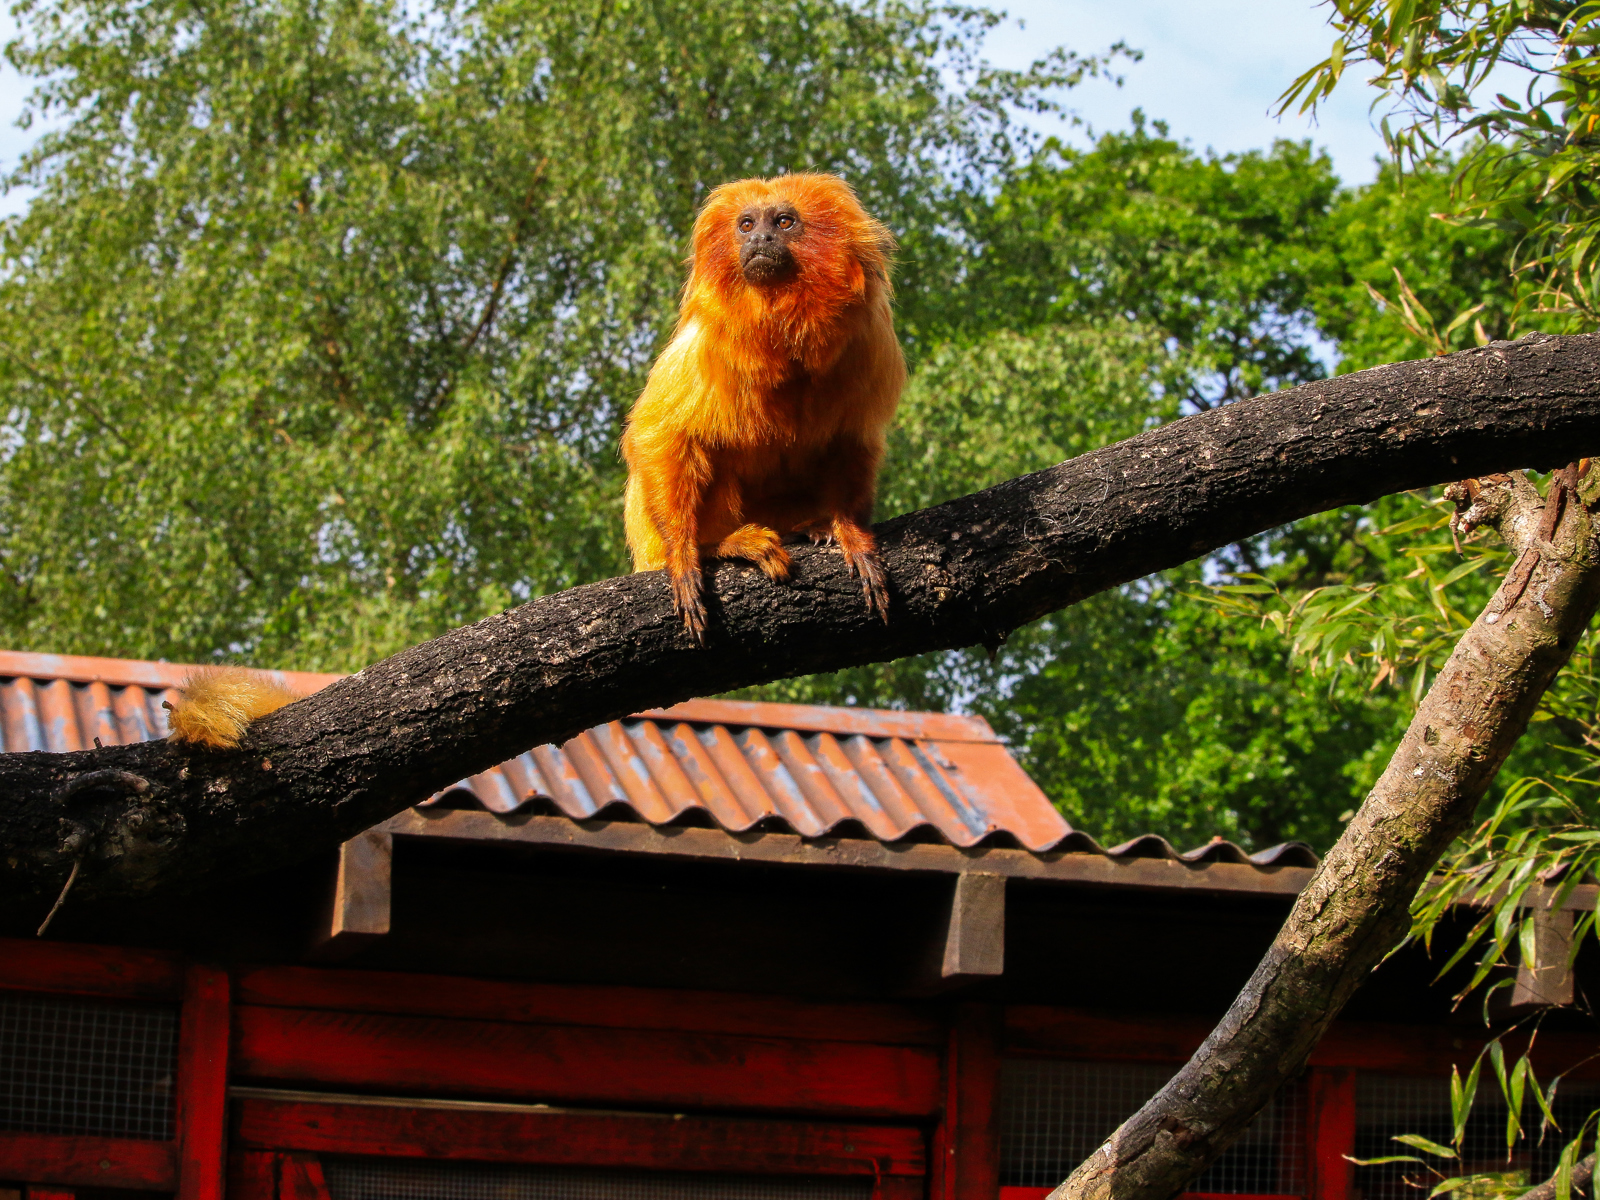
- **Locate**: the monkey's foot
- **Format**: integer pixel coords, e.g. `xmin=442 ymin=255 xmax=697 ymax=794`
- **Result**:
xmin=830 ymin=520 xmax=890 ymax=622
xmin=713 ymin=524 xmax=791 ymax=582
xmin=668 ymin=566 xmax=709 ymax=646
xmin=792 ymin=519 xmax=835 ymax=546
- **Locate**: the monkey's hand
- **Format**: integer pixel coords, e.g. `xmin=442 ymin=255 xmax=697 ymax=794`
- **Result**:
xmin=668 ymin=564 xmax=709 ymax=645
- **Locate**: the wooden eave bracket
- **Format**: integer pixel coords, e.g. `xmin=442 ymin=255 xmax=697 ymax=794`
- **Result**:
xmin=1509 ymin=900 xmax=1577 ymax=1012
xmin=941 ymin=872 xmax=1005 ymax=982
xmin=307 ymin=829 xmax=392 ymax=963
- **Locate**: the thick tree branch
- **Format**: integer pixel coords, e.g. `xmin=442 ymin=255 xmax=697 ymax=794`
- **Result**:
xmin=1050 ymin=466 xmax=1600 ymax=1200
xmin=4 ymin=332 xmax=1600 ymax=908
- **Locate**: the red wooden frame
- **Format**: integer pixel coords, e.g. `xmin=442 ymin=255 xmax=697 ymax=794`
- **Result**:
xmin=235 ymin=1095 xmax=924 ymax=1177
xmin=233 ymin=1004 xmax=941 ymax=1117
xmin=1306 ymin=1068 xmax=1357 ymax=1200
xmin=0 ymin=938 xmax=182 ymax=1001
xmin=236 ymin=963 xmax=941 ymax=1047
xmin=931 ymin=1004 xmax=1000 ymax=1200
xmin=1005 ymin=1007 xmax=1600 ymax=1079
xmin=0 ymin=1133 xmax=175 ymax=1191
xmin=0 ymin=937 xmax=187 ymax=1191
xmin=177 ymin=966 xmax=232 ymax=1200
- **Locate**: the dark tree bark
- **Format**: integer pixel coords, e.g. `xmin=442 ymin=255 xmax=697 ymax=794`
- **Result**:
xmin=4 ymin=331 xmax=1600 ymax=908
xmin=1051 ymin=467 xmax=1600 ymax=1200
xmin=1521 ymin=1151 xmax=1596 ymax=1200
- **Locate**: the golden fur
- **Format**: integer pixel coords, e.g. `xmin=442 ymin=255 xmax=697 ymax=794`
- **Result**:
xmin=166 ymin=667 xmax=303 ymax=749
xmin=622 ymin=173 xmax=906 ymax=638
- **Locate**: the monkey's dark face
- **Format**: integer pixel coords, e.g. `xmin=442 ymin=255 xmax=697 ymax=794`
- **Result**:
xmin=736 ymin=205 xmax=804 ymax=284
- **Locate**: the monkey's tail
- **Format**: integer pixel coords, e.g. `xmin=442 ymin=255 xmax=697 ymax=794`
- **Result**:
xmin=166 ymin=667 xmax=304 ymax=750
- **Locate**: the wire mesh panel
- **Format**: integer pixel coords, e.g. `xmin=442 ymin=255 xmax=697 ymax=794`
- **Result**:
xmin=322 ymin=1160 xmax=875 ymax=1200
xmin=1000 ymin=1060 xmax=1307 ymax=1193
xmin=0 ymin=991 xmax=178 ymax=1140
xmin=1355 ymin=1073 xmax=1600 ymax=1200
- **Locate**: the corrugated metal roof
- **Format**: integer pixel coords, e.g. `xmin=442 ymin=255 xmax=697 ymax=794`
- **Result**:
xmin=0 ymin=649 xmax=1318 ymax=868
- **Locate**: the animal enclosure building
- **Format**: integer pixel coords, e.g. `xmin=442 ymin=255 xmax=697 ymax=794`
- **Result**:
xmin=0 ymin=649 xmax=1595 ymax=1200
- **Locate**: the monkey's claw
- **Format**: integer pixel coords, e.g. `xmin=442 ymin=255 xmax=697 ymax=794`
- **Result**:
xmin=670 ymin=568 xmax=709 ymax=646
xmin=845 ymin=548 xmax=890 ymax=623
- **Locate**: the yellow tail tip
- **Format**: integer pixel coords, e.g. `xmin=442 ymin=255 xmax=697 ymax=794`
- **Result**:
xmin=166 ymin=667 xmax=303 ymax=749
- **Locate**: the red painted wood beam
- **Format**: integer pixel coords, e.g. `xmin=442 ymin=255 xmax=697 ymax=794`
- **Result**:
xmin=0 ymin=938 xmax=182 ymax=1001
xmin=232 ymin=1005 xmax=941 ymax=1118
xmin=176 ymin=966 xmax=231 ymax=1200
xmin=1306 ymin=1068 xmax=1357 ymax=1200
xmin=234 ymin=1097 xmax=926 ymax=1177
xmin=234 ymin=963 xmax=941 ymax=1046
xmin=0 ymin=1132 xmax=176 ymax=1190
xmin=932 ymin=1004 xmax=1001 ymax=1200
xmin=1005 ymin=1007 xmax=1600 ymax=1079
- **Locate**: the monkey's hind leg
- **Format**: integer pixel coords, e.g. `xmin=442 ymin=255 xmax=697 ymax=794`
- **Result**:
xmin=800 ymin=516 xmax=889 ymax=622
xmin=710 ymin=524 xmax=791 ymax=582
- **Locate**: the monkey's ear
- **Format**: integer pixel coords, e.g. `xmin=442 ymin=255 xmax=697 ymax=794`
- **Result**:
xmin=845 ymin=254 xmax=867 ymax=296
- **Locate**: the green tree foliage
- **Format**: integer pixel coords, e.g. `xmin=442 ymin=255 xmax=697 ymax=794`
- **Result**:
xmin=0 ymin=0 xmax=1098 ymax=667
xmin=747 ymin=127 xmax=1479 ymax=852
xmin=1283 ymin=0 xmax=1600 ymax=330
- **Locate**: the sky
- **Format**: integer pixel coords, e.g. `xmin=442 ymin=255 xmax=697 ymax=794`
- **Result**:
xmin=978 ymin=0 xmax=1392 ymax=187
xmin=0 ymin=0 xmax=1396 ymax=214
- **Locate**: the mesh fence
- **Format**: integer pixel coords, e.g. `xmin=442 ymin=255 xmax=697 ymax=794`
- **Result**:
xmin=0 ymin=991 xmax=178 ymax=1140
xmin=322 ymin=1160 xmax=875 ymax=1200
xmin=1355 ymin=1073 xmax=1600 ymax=1200
xmin=999 ymin=1059 xmax=1306 ymax=1193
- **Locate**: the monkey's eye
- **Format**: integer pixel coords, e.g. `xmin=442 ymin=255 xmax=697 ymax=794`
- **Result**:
xmin=738 ymin=216 xmax=755 ymax=232
xmin=777 ymin=214 xmax=795 ymax=229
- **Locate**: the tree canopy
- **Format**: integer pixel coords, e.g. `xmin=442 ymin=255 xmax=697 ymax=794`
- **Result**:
xmin=0 ymin=0 xmax=1576 ymax=855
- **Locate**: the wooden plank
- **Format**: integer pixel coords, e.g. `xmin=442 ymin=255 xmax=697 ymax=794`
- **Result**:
xmin=234 ymin=1096 xmax=925 ymax=1176
xmin=176 ymin=966 xmax=231 ymax=1200
xmin=233 ymin=1006 xmax=942 ymax=1118
xmin=381 ymin=809 xmax=1315 ymax=897
xmin=225 ymin=1151 xmax=276 ymax=1200
xmin=0 ymin=938 xmax=183 ymax=1000
xmin=1004 ymin=1007 xmax=1600 ymax=1079
xmin=0 ymin=1132 xmax=177 ymax=1190
xmin=234 ymin=964 xmax=941 ymax=1047
xmin=942 ymin=874 xmax=1005 ymax=979
xmin=1307 ymin=1068 xmax=1357 ymax=1200
xmin=279 ymin=1155 xmax=331 ymax=1200
xmin=307 ymin=831 xmax=393 ymax=962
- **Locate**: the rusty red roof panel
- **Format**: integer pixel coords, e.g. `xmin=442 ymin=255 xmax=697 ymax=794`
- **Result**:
xmin=0 ymin=649 xmax=1317 ymax=866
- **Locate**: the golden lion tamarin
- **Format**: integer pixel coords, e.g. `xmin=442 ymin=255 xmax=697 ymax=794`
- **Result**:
xmin=622 ymin=173 xmax=907 ymax=642
xmin=165 ymin=667 xmax=303 ymax=749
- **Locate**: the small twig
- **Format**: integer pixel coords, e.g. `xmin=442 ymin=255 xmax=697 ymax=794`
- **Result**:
xmin=36 ymin=858 xmax=80 ymax=936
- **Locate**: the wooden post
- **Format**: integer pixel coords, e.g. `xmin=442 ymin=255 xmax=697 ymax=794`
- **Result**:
xmin=176 ymin=965 xmax=231 ymax=1200
xmin=932 ymin=1004 xmax=1001 ymax=1200
xmin=226 ymin=1151 xmax=277 ymax=1200
xmin=1306 ymin=1067 xmax=1357 ymax=1200
xmin=279 ymin=1155 xmax=334 ymax=1200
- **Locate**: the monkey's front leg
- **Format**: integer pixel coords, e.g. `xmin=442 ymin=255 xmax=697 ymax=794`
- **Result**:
xmin=805 ymin=438 xmax=891 ymax=622
xmin=641 ymin=438 xmax=714 ymax=644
